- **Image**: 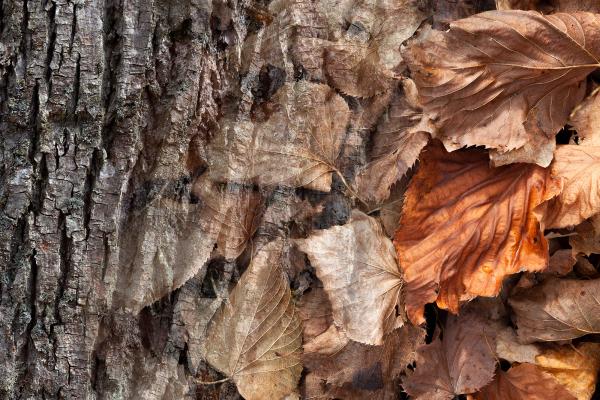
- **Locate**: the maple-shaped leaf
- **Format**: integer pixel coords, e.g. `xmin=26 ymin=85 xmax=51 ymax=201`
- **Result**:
xmin=295 ymin=210 xmax=404 ymax=345
xmin=570 ymin=88 xmax=600 ymax=146
xmin=473 ymin=364 xmax=576 ymax=400
xmin=540 ymin=145 xmax=600 ymax=228
xmin=509 ymin=278 xmax=600 ymax=342
xmin=207 ymin=81 xmax=350 ymax=192
xmin=535 ymin=343 xmax=600 ymax=400
xmin=403 ymin=308 xmax=497 ymax=399
xmin=203 ymin=239 xmax=302 ymax=400
xmin=355 ymin=80 xmax=431 ymax=203
xmin=394 ymin=142 xmax=560 ymax=324
xmin=303 ymin=325 xmax=425 ymax=400
xmin=403 ymin=10 xmax=600 ymax=154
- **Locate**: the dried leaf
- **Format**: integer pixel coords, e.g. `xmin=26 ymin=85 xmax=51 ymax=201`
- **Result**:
xmin=403 ymin=308 xmax=497 ymax=399
xmin=394 ymin=142 xmax=560 ymax=324
xmin=207 ymin=81 xmax=350 ymax=192
xmin=535 ymin=343 xmax=600 ymax=400
xmin=303 ymin=325 xmax=425 ymax=399
xmin=495 ymin=327 xmax=542 ymax=364
xmin=570 ymin=215 xmax=600 ymax=255
xmin=403 ymin=11 xmax=599 ymax=153
xmin=433 ymin=0 xmax=496 ymax=29
xmin=474 ymin=364 xmax=576 ymax=400
xmin=540 ymin=145 xmax=600 ymax=228
xmin=510 ymin=278 xmax=600 ymax=342
xmin=295 ymin=210 xmax=404 ymax=345
xmin=355 ymin=80 xmax=431 ymax=203
xmin=570 ymin=88 xmax=600 ymax=146
xmin=547 ymin=248 xmax=577 ymax=275
xmin=203 ymin=239 xmax=302 ymax=400
xmin=496 ymin=0 xmax=600 ymax=12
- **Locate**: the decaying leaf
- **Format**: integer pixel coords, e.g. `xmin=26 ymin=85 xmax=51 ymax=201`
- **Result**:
xmin=394 ymin=142 xmax=560 ymax=324
xmin=207 ymin=81 xmax=350 ymax=192
xmin=355 ymin=80 xmax=431 ymax=203
xmin=496 ymin=327 xmax=542 ymax=364
xmin=403 ymin=11 xmax=599 ymax=155
xmin=510 ymin=278 xmax=600 ymax=342
xmin=203 ymin=239 xmax=302 ymax=400
xmin=570 ymin=215 xmax=600 ymax=255
xmin=473 ymin=363 xmax=576 ymax=400
xmin=570 ymin=88 xmax=600 ymax=146
xmin=547 ymin=249 xmax=577 ymax=276
xmin=540 ymin=145 xmax=600 ymax=228
xmin=295 ymin=210 xmax=404 ymax=345
xmin=303 ymin=325 xmax=425 ymax=399
xmin=535 ymin=343 xmax=600 ymax=400
xmin=403 ymin=308 xmax=497 ymax=399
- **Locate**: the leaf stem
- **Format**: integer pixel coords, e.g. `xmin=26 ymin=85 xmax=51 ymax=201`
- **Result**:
xmin=196 ymin=377 xmax=230 ymax=385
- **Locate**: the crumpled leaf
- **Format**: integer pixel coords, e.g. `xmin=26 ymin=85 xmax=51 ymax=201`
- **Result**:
xmin=403 ymin=307 xmax=497 ymax=399
xmin=535 ymin=343 xmax=600 ymax=400
xmin=295 ymin=210 xmax=404 ymax=345
xmin=303 ymin=325 xmax=425 ymax=399
xmin=203 ymin=239 xmax=302 ymax=400
xmin=509 ymin=278 xmax=600 ymax=342
xmin=570 ymin=88 xmax=600 ymax=146
xmin=355 ymin=80 xmax=431 ymax=203
xmin=570 ymin=215 xmax=600 ymax=255
xmin=394 ymin=142 xmax=561 ymax=324
xmin=294 ymin=0 xmax=430 ymax=97
xmin=207 ymin=81 xmax=350 ymax=192
xmin=473 ymin=363 xmax=576 ymax=400
xmin=540 ymin=145 xmax=600 ymax=228
xmin=403 ymin=11 xmax=599 ymax=155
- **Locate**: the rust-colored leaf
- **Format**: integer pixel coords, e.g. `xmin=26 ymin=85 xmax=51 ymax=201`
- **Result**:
xmin=394 ymin=142 xmax=560 ymax=324
xmin=403 ymin=11 xmax=600 ymax=155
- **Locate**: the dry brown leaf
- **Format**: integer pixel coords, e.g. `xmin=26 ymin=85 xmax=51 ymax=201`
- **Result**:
xmin=495 ymin=327 xmax=542 ymax=364
xmin=203 ymin=239 xmax=302 ymax=400
xmin=495 ymin=0 xmax=550 ymax=10
xmin=509 ymin=278 xmax=600 ymax=342
xmin=303 ymin=325 xmax=425 ymax=399
xmin=497 ymin=0 xmax=600 ymax=12
xmin=473 ymin=363 xmax=576 ymax=400
xmin=207 ymin=81 xmax=350 ymax=192
xmin=403 ymin=11 xmax=600 ymax=155
xmin=540 ymin=145 xmax=600 ymax=228
xmin=355 ymin=80 xmax=431 ymax=203
xmin=295 ymin=210 xmax=404 ymax=345
xmin=547 ymin=248 xmax=577 ymax=275
xmin=535 ymin=343 xmax=600 ymax=400
xmin=394 ymin=142 xmax=561 ymax=324
xmin=433 ymin=0 xmax=496 ymax=29
xmin=571 ymin=215 xmax=600 ymax=255
xmin=403 ymin=308 xmax=497 ymax=399
xmin=570 ymin=88 xmax=600 ymax=146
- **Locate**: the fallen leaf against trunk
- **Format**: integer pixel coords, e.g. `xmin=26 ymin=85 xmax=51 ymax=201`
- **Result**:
xmin=509 ymin=278 xmax=600 ymax=342
xmin=534 ymin=342 xmax=600 ymax=400
xmin=203 ymin=239 xmax=302 ymax=400
xmin=403 ymin=11 xmax=600 ymax=155
xmin=473 ymin=363 xmax=576 ymax=400
xmin=403 ymin=308 xmax=497 ymax=399
xmin=355 ymin=80 xmax=431 ymax=203
xmin=394 ymin=142 xmax=560 ymax=324
xmin=207 ymin=81 xmax=350 ymax=192
xmin=540 ymin=145 xmax=600 ymax=228
xmin=295 ymin=210 xmax=404 ymax=345
xmin=303 ymin=325 xmax=425 ymax=399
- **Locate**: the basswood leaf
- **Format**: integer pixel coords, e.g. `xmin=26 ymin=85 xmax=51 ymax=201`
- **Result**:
xmin=394 ymin=142 xmax=560 ymax=324
xmin=207 ymin=81 xmax=350 ymax=192
xmin=509 ymin=278 xmax=600 ymax=342
xmin=403 ymin=11 xmax=600 ymax=154
xmin=303 ymin=325 xmax=425 ymax=400
xmin=540 ymin=145 xmax=600 ymax=228
xmin=403 ymin=307 xmax=497 ymax=399
xmin=535 ymin=343 xmax=600 ymax=400
xmin=355 ymin=80 xmax=431 ymax=203
xmin=203 ymin=239 xmax=302 ymax=400
xmin=473 ymin=364 xmax=576 ymax=400
xmin=295 ymin=210 xmax=404 ymax=345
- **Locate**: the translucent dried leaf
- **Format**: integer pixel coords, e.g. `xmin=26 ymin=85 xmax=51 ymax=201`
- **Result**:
xmin=204 ymin=239 xmax=302 ymax=400
xmin=474 ymin=364 xmax=576 ymax=400
xmin=403 ymin=11 xmax=600 ymax=153
xmin=541 ymin=145 xmax=600 ymax=228
xmin=295 ymin=210 xmax=404 ymax=345
xmin=403 ymin=308 xmax=497 ymax=399
xmin=510 ymin=278 xmax=600 ymax=342
xmin=207 ymin=81 xmax=350 ymax=192
xmin=394 ymin=142 xmax=560 ymax=324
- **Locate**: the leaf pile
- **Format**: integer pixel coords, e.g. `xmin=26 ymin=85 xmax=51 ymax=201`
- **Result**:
xmin=195 ymin=1 xmax=600 ymax=399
